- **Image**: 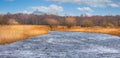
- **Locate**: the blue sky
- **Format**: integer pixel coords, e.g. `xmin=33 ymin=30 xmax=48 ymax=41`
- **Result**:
xmin=0 ymin=0 xmax=120 ymax=16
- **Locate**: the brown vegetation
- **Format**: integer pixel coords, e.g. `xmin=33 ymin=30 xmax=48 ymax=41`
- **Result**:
xmin=69 ymin=27 xmax=120 ymax=36
xmin=81 ymin=19 xmax=94 ymax=27
xmin=0 ymin=25 xmax=119 ymax=44
xmin=53 ymin=26 xmax=120 ymax=36
xmin=0 ymin=13 xmax=120 ymax=44
xmin=7 ymin=19 xmax=20 ymax=25
xmin=0 ymin=13 xmax=120 ymax=27
xmin=43 ymin=18 xmax=59 ymax=30
xmin=0 ymin=25 xmax=48 ymax=44
xmin=65 ymin=16 xmax=76 ymax=28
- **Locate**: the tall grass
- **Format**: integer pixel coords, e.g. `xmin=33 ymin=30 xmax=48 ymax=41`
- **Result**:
xmin=0 ymin=25 xmax=48 ymax=44
xmin=53 ymin=26 xmax=120 ymax=36
xmin=0 ymin=25 xmax=119 ymax=44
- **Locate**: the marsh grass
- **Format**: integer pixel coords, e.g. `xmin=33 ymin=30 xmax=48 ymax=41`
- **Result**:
xmin=53 ymin=26 xmax=120 ymax=36
xmin=0 ymin=25 xmax=48 ymax=44
xmin=0 ymin=25 xmax=119 ymax=44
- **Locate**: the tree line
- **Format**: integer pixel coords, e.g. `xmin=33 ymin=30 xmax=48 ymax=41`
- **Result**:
xmin=0 ymin=13 xmax=120 ymax=28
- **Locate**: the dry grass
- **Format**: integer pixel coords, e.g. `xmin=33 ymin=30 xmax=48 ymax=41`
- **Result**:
xmin=54 ymin=26 xmax=120 ymax=36
xmin=0 ymin=25 xmax=119 ymax=44
xmin=0 ymin=25 xmax=49 ymax=44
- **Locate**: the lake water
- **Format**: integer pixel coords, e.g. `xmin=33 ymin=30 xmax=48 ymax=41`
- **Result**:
xmin=0 ymin=31 xmax=120 ymax=58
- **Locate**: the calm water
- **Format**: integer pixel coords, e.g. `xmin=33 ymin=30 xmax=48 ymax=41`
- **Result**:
xmin=0 ymin=31 xmax=120 ymax=58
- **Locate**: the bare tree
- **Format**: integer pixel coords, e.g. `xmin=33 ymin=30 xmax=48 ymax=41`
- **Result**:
xmin=0 ymin=16 xmax=3 ymax=25
xmin=44 ymin=18 xmax=59 ymax=30
xmin=81 ymin=19 xmax=94 ymax=27
xmin=65 ymin=16 xmax=76 ymax=28
xmin=0 ymin=15 xmax=8 ymax=25
xmin=7 ymin=19 xmax=19 ymax=25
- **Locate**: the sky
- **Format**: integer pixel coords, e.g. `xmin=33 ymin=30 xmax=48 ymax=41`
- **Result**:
xmin=0 ymin=0 xmax=120 ymax=16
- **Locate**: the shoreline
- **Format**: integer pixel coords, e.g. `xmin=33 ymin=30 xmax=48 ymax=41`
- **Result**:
xmin=0 ymin=25 xmax=120 ymax=44
xmin=53 ymin=26 xmax=120 ymax=36
xmin=0 ymin=25 xmax=49 ymax=44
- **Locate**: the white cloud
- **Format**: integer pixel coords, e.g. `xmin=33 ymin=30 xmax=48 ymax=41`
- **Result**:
xmin=77 ymin=7 xmax=93 ymax=12
xmin=77 ymin=7 xmax=93 ymax=16
xmin=14 ymin=10 xmax=32 ymax=14
xmin=29 ymin=4 xmax=63 ymax=14
xmin=109 ymin=3 xmax=119 ymax=7
xmin=20 ymin=10 xmax=32 ymax=14
xmin=48 ymin=0 xmax=119 ymax=7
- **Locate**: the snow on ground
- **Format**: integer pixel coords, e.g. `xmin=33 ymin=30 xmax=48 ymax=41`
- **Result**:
xmin=0 ymin=31 xmax=120 ymax=58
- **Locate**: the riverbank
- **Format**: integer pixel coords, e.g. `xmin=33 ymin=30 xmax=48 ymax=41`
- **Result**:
xmin=0 ymin=25 xmax=120 ymax=44
xmin=0 ymin=31 xmax=120 ymax=58
xmin=53 ymin=26 xmax=120 ymax=36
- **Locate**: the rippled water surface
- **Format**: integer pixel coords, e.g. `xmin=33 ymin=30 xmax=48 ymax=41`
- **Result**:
xmin=0 ymin=31 xmax=120 ymax=58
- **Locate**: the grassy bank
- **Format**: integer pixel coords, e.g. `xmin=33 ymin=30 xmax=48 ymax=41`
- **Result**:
xmin=53 ymin=26 xmax=120 ymax=36
xmin=0 ymin=25 xmax=49 ymax=44
xmin=0 ymin=25 xmax=119 ymax=44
